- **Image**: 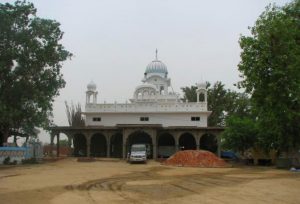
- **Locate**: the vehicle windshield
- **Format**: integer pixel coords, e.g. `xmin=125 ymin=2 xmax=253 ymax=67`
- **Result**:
xmin=131 ymin=146 xmax=146 ymax=151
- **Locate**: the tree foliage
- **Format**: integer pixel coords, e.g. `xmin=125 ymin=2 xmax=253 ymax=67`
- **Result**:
xmin=222 ymin=116 xmax=258 ymax=154
xmin=238 ymin=0 xmax=300 ymax=153
xmin=181 ymin=81 xmax=251 ymax=127
xmin=59 ymin=139 xmax=69 ymax=147
xmin=0 ymin=1 xmax=72 ymax=145
xmin=65 ymin=101 xmax=85 ymax=127
xmin=181 ymin=85 xmax=198 ymax=103
xmin=207 ymin=82 xmax=228 ymax=126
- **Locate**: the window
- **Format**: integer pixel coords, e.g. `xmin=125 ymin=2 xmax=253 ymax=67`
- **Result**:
xmin=140 ymin=117 xmax=149 ymax=121
xmin=199 ymin=93 xmax=205 ymax=102
xmin=160 ymin=86 xmax=164 ymax=94
xmin=93 ymin=117 xmax=101 ymax=122
xmin=191 ymin=116 xmax=200 ymax=121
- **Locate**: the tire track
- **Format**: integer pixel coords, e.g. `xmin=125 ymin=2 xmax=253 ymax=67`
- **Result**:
xmin=66 ymin=174 xmax=148 ymax=203
xmin=65 ymin=166 xmax=271 ymax=203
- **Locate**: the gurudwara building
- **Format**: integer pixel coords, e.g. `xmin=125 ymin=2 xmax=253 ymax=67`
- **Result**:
xmin=50 ymin=52 xmax=223 ymax=159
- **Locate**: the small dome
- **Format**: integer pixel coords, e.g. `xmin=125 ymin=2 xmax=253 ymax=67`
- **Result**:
xmin=196 ymin=81 xmax=206 ymax=89
xmin=145 ymin=60 xmax=168 ymax=75
xmin=87 ymin=81 xmax=97 ymax=91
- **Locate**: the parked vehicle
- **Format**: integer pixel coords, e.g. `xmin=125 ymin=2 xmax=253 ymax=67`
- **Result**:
xmin=128 ymin=144 xmax=147 ymax=163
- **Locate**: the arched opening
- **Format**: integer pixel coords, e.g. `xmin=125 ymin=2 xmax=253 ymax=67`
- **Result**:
xmin=127 ymin=131 xmax=153 ymax=159
xmin=199 ymin=92 xmax=205 ymax=102
xmin=158 ymin=133 xmax=175 ymax=158
xmin=160 ymin=86 xmax=164 ymax=94
xmin=86 ymin=92 xmax=95 ymax=104
xmin=87 ymin=94 xmax=91 ymax=104
xmin=179 ymin=133 xmax=196 ymax=150
xmin=110 ymin=133 xmax=123 ymax=158
xmin=90 ymin=133 xmax=107 ymax=157
xmin=58 ymin=133 xmax=71 ymax=156
xmin=73 ymin=134 xmax=87 ymax=157
xmin=200 ymin=133 xmax=218 ymax=154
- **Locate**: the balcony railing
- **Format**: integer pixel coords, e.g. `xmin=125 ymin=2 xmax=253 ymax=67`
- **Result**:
xmin=85 ymin=102 xmax=207 ymax=113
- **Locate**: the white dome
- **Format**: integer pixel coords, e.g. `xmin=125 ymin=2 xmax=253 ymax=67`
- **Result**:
xmin=145 ymin=60 xmax=168 ymax=75
xmin=145 ymin=50 xmax=168 ymax=77
xmin=196 ymin=81 xmax=206 ymax=89
xmin=87 ymin=81 xmax=97 ymax=91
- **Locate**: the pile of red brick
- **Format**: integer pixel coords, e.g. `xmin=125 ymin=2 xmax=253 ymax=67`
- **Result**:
xmin=163 ymin=150 xmax=228 ymax=167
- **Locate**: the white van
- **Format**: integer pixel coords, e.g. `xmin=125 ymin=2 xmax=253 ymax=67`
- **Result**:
xmin=128 ymin=144 xmax=147 ymax=163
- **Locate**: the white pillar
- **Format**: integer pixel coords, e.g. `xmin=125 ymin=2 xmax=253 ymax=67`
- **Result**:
xmin=152 ymin=130 xmax=157 ymax=160
xmin=85 ymin=133 xmax=92 ymax=157
xmin=196 ymin=137 xmax=200 ymax=150
xmin=106 ymin=133 xmax=111 ymax=158
xmin=92 ymin=92 xmax=98 ymax=104
xmin=50 ymin=133 xmax=55 ymax=157
xmin=122 ymin=130 xmax=129 ymax=160
xmin=86 ymin=93 xmax=89 ymax=104
xmin=174 ymin=132 xmax=180 ymax=152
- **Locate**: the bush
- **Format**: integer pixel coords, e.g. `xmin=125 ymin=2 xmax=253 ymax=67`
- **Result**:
xmin=2 ymin=157 xmax=18 ymax=165
xmin=3 ymin=156 xmax=10 ymax=165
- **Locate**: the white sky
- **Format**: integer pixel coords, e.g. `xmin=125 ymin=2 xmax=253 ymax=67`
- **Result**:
xmin=2 ymin=0 xmax=291 ymax=143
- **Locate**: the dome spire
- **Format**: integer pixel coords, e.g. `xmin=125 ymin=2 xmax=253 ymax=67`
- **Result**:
xmin=145 ymin=50 xmax=168 ymax=77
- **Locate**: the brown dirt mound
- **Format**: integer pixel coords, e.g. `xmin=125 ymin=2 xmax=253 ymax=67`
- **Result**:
xmin=163 ymin=150 xmax=228 ymax=167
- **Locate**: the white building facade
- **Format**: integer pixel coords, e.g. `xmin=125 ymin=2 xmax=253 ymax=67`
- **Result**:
xmin=51 ymin=52 xmax=223 ymax=159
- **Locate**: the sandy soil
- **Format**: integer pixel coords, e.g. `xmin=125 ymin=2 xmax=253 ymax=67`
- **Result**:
xmin=0 ymin=158 xmax=299 ymax=204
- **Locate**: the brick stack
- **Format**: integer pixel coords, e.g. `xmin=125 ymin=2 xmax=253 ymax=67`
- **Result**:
xmin=163 ymin=150 xmax=228 ymax=167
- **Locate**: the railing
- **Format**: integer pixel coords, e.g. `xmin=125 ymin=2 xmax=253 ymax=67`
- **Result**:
xmin=85 ymin=102 xmax=207 ymax=113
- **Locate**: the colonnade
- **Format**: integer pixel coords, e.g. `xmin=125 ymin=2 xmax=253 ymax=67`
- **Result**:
xmin=50 ymin=127 xmax=223 ymax=159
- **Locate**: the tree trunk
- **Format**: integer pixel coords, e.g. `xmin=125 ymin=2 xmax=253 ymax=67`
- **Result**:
xmin=2 ymin=128 xmax=9 ymax=145
xmin=13 ymin=135 xmax=18 ymax=146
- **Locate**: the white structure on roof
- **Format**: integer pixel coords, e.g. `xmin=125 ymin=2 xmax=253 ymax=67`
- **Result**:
xmin=84 ymin=50 xmax=211 ymax=127
xmin=86 ymin=81 xmax=98 ymax=104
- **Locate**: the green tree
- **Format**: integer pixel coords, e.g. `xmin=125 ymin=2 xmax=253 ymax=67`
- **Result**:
xmin=181 ymin=81 xmax=250 ymax=126
xmin=181 ymin=85 xmax=198 ymax=102
xmin=222 ymin=115 xmax=258 ymax=154
xmin=225 ymin=91 xmax=252 ymax=121
xmin=59 ymin=139 xmax=69 ymax=147
xmin=182 ymin=81 xmax=226 ymax=126
xmin=0 ymin=1 xmax=72 ymax=145
xmin=221 ymin=92 xmax=256 ymax=155
xmin=238 ymin=0 xmax=300 ymax=153
xmin=207 ymin=81 xmax=229 ymax=126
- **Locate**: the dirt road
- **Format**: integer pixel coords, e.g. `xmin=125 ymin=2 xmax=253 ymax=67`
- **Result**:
xmin=0 ymin=158 xmax=299 ymax=204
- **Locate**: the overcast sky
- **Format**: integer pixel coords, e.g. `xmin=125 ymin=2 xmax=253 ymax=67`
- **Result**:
xmin=2 ymin=0 xmax=291 ymax=143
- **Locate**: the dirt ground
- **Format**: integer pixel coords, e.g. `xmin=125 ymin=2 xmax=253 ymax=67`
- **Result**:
xmin=0 ymin=158 xmax=299 ymax=204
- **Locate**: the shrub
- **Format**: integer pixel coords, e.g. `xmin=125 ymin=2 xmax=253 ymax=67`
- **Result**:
xmin=2 ymin=157 xmax=18 ymax=165
xmin=3 ymin=156 xmax=10 ymax=165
